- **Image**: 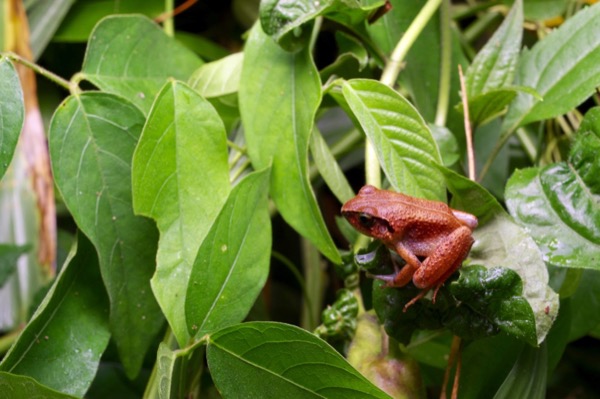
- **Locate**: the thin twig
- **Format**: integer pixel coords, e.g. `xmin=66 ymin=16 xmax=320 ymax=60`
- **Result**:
xmin=440 ymin=335 xmax=462 ymax=399
xmin=458 ymin=65 xmax=476 ymax=181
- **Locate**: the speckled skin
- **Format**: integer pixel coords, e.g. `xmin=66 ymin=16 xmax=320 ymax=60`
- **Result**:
xmin=342 ymin=185 xmax=478 ymax=309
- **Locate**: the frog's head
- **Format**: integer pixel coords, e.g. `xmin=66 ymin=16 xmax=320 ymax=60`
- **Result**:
xmin=341 ymin=185 xmax=395 ymax=241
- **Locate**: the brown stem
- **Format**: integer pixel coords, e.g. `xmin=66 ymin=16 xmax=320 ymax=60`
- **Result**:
xmin=458 ymin=65 xmax=476 ymax=181
xmin=440 ymin=335 xmax=462 ymax=399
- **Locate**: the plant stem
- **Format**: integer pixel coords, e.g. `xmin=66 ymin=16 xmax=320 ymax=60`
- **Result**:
xmin=300 ymin=237 xmax=325 ymax=331
xmin=458 ymin=65 xmax=476 ymax=180
xmin=478 ymin=131 xmax=510 ymax=181
xmin=3 ymin=52 xmax=73 ymax=92
xmin=380 ymin=0 xmax=443 ymax=87
xmin=435 ymin=0 xmax=452 ymax=127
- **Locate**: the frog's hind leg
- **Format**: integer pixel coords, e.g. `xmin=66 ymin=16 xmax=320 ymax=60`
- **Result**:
xmin=406 ymin=226 xmax=474 ymax=310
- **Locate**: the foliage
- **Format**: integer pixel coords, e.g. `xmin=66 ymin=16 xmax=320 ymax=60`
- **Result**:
xmin=1 ymin=0 xmax=600 ymax=398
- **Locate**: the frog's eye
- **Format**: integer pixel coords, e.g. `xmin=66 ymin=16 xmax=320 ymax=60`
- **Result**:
xmin=358 ymin=213 xmax=375 ymax=228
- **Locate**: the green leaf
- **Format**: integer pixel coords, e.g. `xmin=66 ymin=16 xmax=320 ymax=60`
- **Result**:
xmin=309 ymin=127 xmax=355 ymax=204
xmin=493 ymin=343 xmax=547 ymax=399
xmin=519 ymin=0 xmax=569 ymax=21
xmin=0 ymin=235 xmax=110 ymax=397
xmin=188 ymin=52 xmax=243 ymax=98
xmin=0 ymin=372 xmax=77 ymax=399
xmin=259 ymin=0 xmax=384 ymax=51
xmin=49 ymin=92 xmax=162 ymax=379
xmin=465 ymin=0 xmax=523 ymax=97
xmin=81 ymin=15 xmax=203 ymax=113
xmin=341 ymin=78 xmax=445 ymax=201
xmin=53 ymin=0 xmax=164 ymax=42
xmin=0 ymin=57 xmax=24 ymax=181
xmin=132 ymin=81 xmax=230 ymax=346
xmin=0 ymin=244 xmax=30 ymax=287
xmin=439 ymin=166 xmax=558 ymax=345
xmin=239 ymin=23 xmax=340 ymax=263
xmin=504 ymin=2 xmax=600 ymax=128
xmin=185 ymin=168 xmax=271 ymax=338
xmin=449 ymin=265 xmax=536 ymax=345
xmin=207 ymin=322 xmax=392 ymax=398
xmin=570 ymin=107 xmax=600 ymax=194
xmin=506 ymin=165 xmax=600 ymax=269
xmin=457 ymin=86 xmax=539 ymax=127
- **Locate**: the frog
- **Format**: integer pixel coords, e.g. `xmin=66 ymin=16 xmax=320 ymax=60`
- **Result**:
xmin=341 ymin=185 xmax=478 ymax=311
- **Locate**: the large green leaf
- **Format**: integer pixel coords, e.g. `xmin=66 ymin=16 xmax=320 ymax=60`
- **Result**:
xmin=132 ymin=81 xmax=230 ymax=346
xmin=440 ymin=167 xmax=558 ymax=345
xmin=506 ymin=107 xmax=600 ymax=269
xmin=341 ymin=78 xmax=445 ymax=201
xmin=0 ymin=244 xmax=30 ymax=287
xmin=465 ymin=0 xmax=523 ymax=97
xmin=185 ymin=168 xmax=271 ymax=338
xmin=0 ymin=372 xmax=77 ymax=399
xmin=259 ymin=0 xmax=384 ymax=51
xmin=504 ymin=2 xmax=600 ymax=129
xmin=0 ymin=57 xmax=24 ymax=181
xmin=239 ymin=23 xmax=340 ymax=263
xmin=49 ymin=92 xmax=162 ymax=379
xmin=207 ymin=322 xmax=392 ymax=398
xmin=80 ymin=15 xmax=203 ymax=113
xmin=0 ymin=235 xmax=110 ymax=397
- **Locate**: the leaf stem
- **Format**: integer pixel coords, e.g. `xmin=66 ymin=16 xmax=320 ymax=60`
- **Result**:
xmin=435 ymin=0 xmax=452 ymax=127
xmin=2 ymin=52 xmax=74 ymax=93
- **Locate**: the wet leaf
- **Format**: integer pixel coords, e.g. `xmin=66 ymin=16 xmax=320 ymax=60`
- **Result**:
xmin=493 ymin=343 xmax=547 ymax=399
xmin=0 ymin=372 xmax=77 ymax=399
xmin=259 ymin=0 xmax=384 ymax=51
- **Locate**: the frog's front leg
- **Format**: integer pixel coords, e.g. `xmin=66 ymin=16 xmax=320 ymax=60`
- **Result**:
xmin=368 ymin=242 xmax=423 ymax=287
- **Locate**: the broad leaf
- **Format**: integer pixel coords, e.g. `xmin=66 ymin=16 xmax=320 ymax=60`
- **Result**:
xmin=188 ymin=52 xmax=243 ymax=98
xmin=506 ymin=108 xmax=600 ymax=269
xmin=81 ymin=15 xmax=203 ymax=113
xmin=132 ymin=81 xmax=230 ymax=346
xmin=0 ymin=372 xmax=77 ymax=399
xmin=185 ymin=168 xmax=271 ymax=338
xmin=309 ymin=127 xmax=354 ymax=204
xmin=449 ymin=266 xmax=536 ymax=345
xmin=0 ymin=57 xmax=24 ymax=181
xmin=465 ymin=0 xmax=523 ymax=97
xmin=320 ymin=31 xmax=369 ymax=82
xmin=0 ymin=235 xmax=110 ymax=397
xmin=0 ymin=244 xmax=30 ymax=287
xmin=493 ymin=343 xmax=547 ymax=399
xmin=239 ymin=23 xmax=340 ymax=263
xmin=341 ymin=79 xmax=445 ymax=201
xmin=504 ymin=2 xmax=600 ymax=129
xmin=259 ymin=0 xmax=384 ymax=51
xmin=441 ymin=167 xmax=558 ymax=345
xmin=49 ymin=92 xmax=162 ymax=379
xmin=207 ymin=322 xmax=392 ymax=398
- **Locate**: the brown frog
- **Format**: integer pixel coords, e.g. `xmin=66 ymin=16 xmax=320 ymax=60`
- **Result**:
xmin=342 ymin=185 xmax=478 ymax=310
